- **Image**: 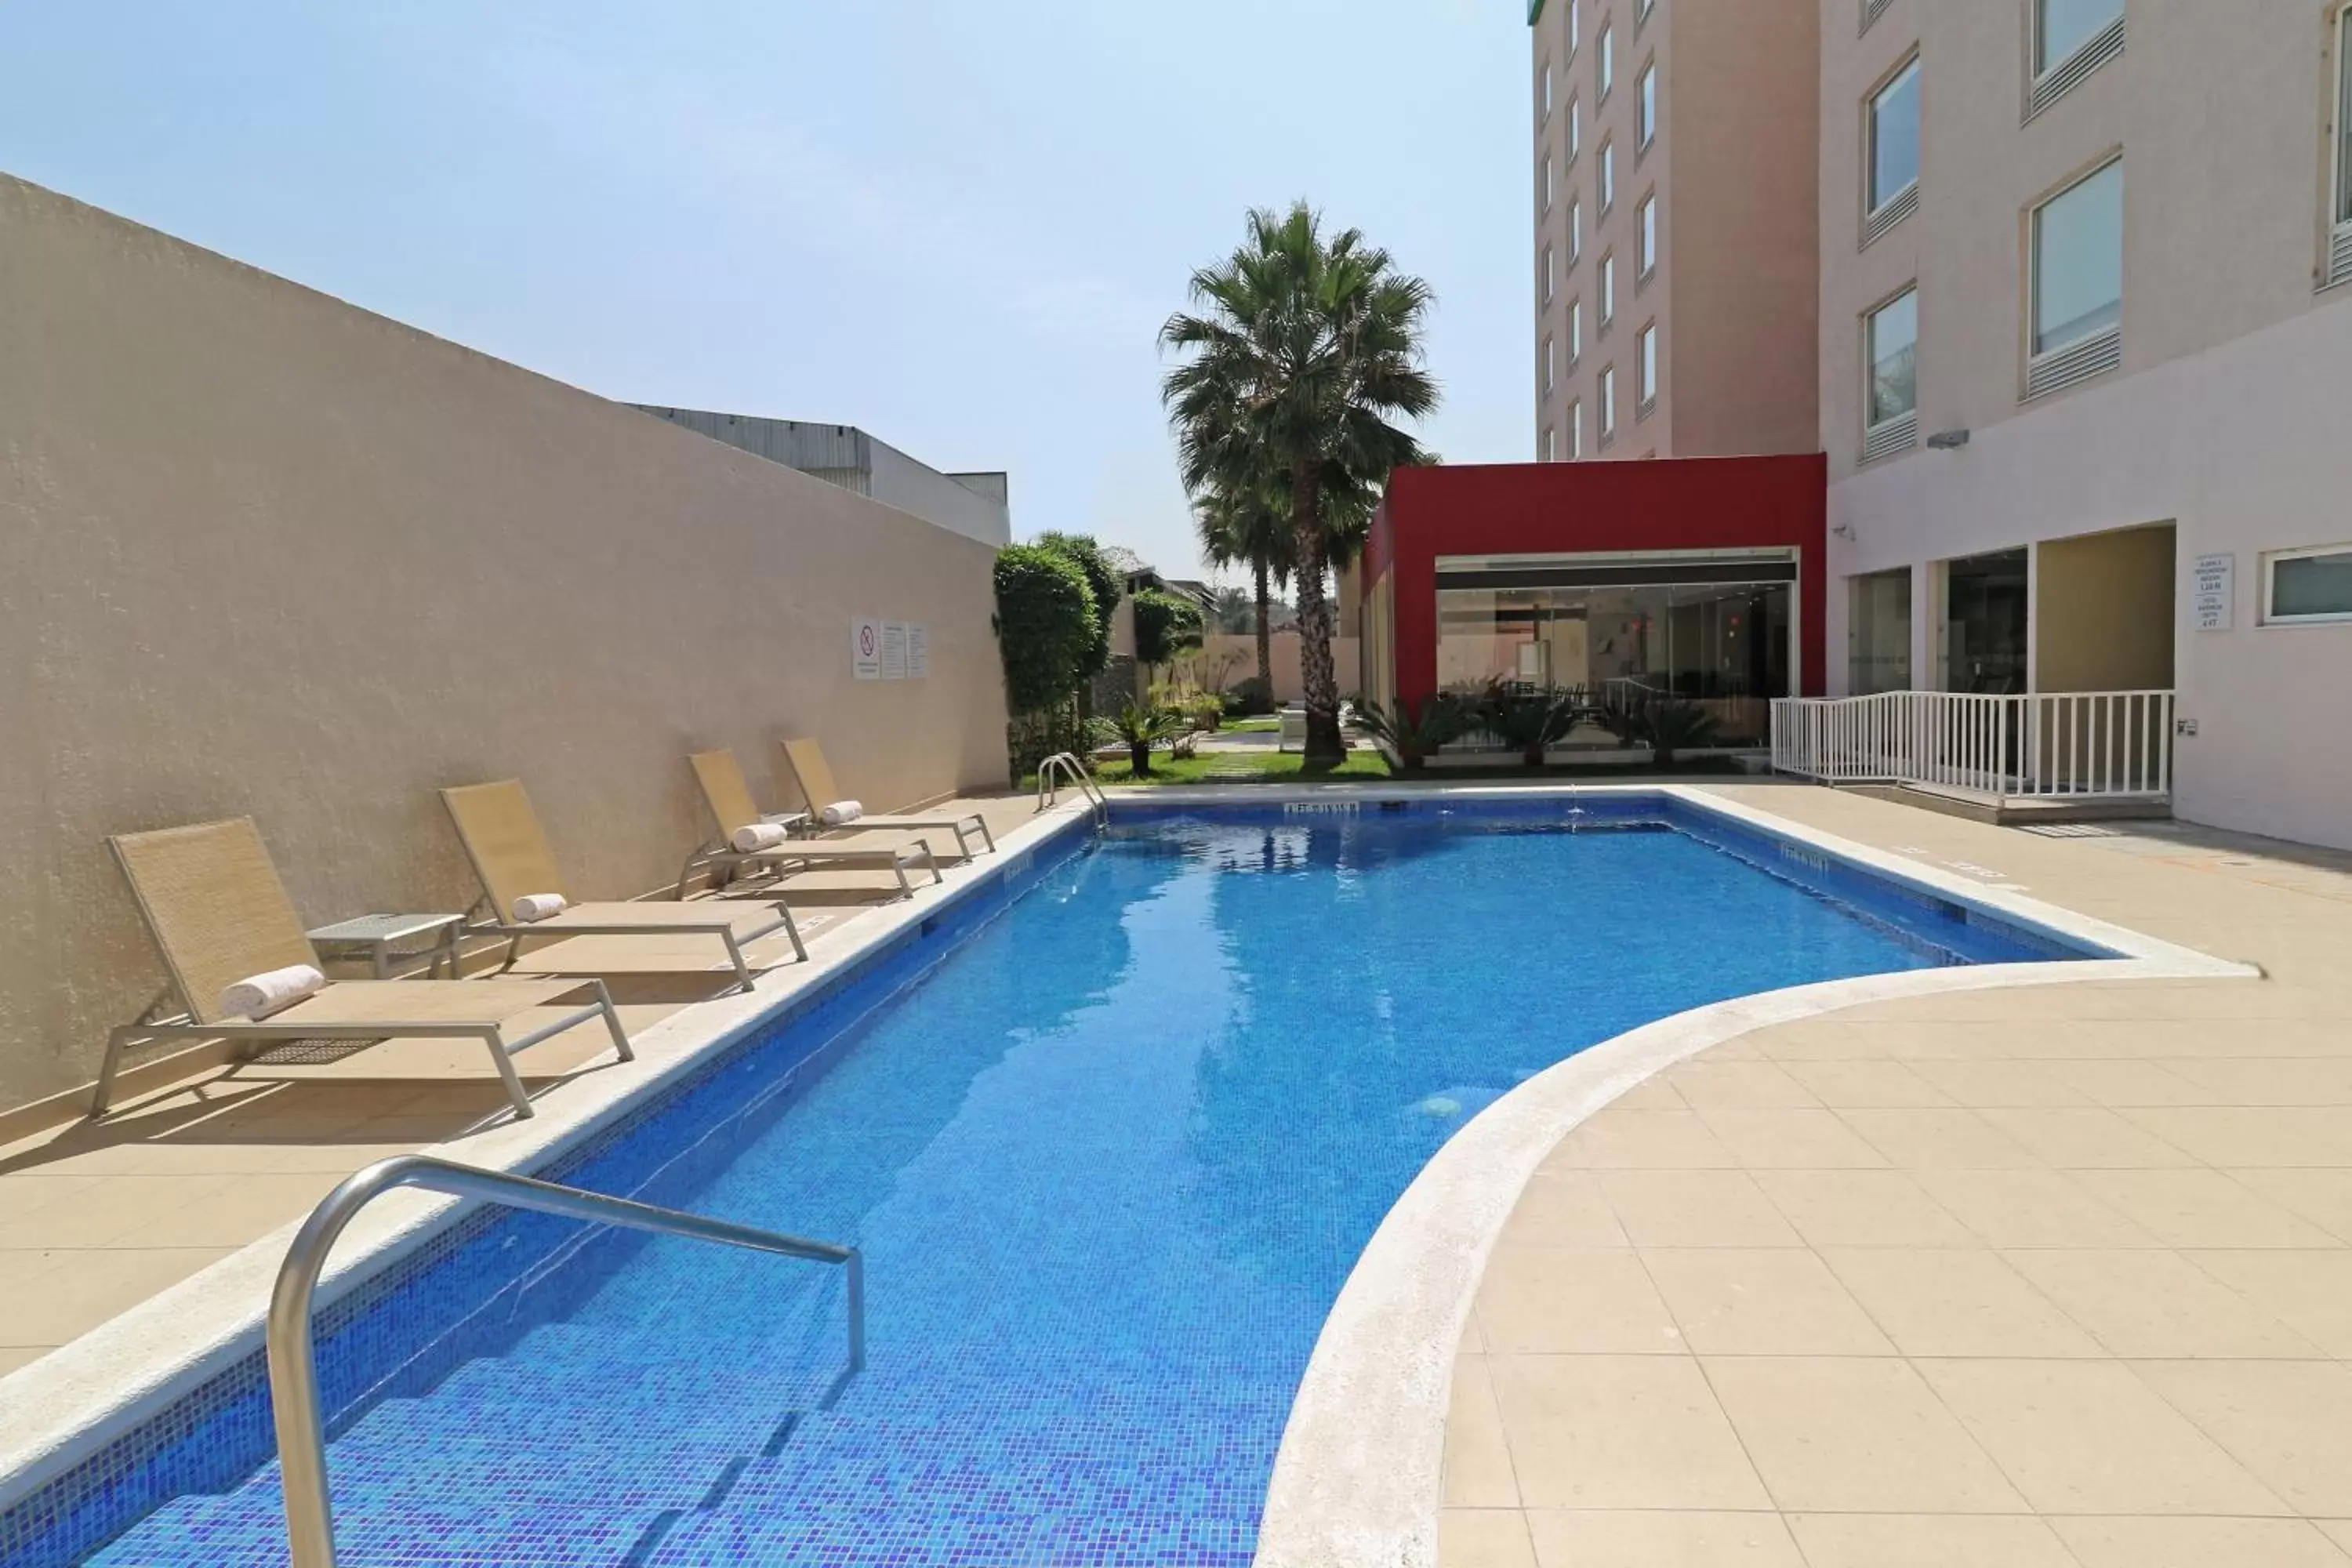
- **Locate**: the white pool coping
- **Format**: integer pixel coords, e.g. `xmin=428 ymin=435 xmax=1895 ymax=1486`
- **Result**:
xmin=0 ymin=800 xmax=1095 ymax=1515
xmin=1229 ymin=783 xmax=2259 ymax=1568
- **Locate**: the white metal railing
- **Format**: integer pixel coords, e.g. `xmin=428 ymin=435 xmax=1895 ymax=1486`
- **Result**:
xmin=1035 ymin=751 xmax=1108 ymax=826
xmin=1772 ymin=690 xmax=2174 ymax=804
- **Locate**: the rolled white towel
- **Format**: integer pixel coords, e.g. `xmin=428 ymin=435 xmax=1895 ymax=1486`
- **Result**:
xmin=731 ymin=822 xmax=791 ymax=853
xmin=220 ymin=964 xmax=326 ymax=1020
xmin=512 ymin=892 xmax=570 ymax=924
xmin=820 ymin=800 xmax=864 ymax=826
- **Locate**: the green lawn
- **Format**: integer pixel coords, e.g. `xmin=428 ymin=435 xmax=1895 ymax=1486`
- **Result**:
xmin=1216 ymin=717 xmax=1282 ymax=734
xmin=1025 ymin=750 xmax=1749 ymax=790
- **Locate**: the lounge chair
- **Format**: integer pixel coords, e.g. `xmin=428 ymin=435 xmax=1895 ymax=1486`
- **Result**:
xmin=681 ymin=750 xmax=943 ymax=900
xmin=98 ymin=818 xmax=630 ymax=1120
xmin=441 ymin=779 xmax=807 ymax=991
xmin=778 ymin=738 xmax=996 ymax=859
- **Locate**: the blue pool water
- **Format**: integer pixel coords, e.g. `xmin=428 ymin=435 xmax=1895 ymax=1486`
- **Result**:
xmin=79 ymin=804 xmax=2083 ymax=1566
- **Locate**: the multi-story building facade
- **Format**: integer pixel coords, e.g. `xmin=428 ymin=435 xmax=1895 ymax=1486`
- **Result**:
xmin=1525 ymin=0 xmax=2352 ymax=848
xmin=1818 ymin=0 xmax=2352 ymax=846
xmin=1529 ymin=0 xmax=1821 ymax=463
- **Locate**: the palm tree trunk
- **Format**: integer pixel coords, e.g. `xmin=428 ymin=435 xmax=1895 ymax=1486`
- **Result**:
xmin=1252 ymin=557 xmax=1274 ymax=702
xmin=1290 ymin=461 xmax=1345 ymax=764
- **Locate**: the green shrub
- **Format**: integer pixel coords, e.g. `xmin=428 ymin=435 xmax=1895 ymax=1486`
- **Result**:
xmin=1223 ymin=676 xmax=1276 ymax=717
xmin=1132 ymin=590 xmax=1206 ymax=669
xmin=1110 ymin=700 xmax=1185 ymax=776
xmin=1356 ymin=693 xmax=1472 ymax=770
xmin=993 ymin=545 xmax=1097 ymax=715
xmin=1033 ymin=532 xmax=1123 ymax=689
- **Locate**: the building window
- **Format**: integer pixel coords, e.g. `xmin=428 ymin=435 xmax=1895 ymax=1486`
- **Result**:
xmin=1599 ymin=365 xmax=1618 ymax=439
xmin=1867 ymin=56 xmax=1922 ymax=227
xmin=1848 ymin=568 xmax=1913 ymax=695
xmin=1541 ymin=60 xmax=1554 ymax=122
xmin=1544 ymin=334 xmax=1557 ymax=395
xmin=2334 ymin=7 xmax=2352 ymax=285
xmin=1568 ymin=398 xmax=1584 ymax=458
xmin=1543 ymin=153 xmax=1555 ymax=212
xmin=1864 ymin=286 xmax=1919 ymax=458
xmin=1544 ymin=243 xmax=1556 ymax=303
xmin=1600 ymin=253 xmax=1617 ymax=328
xmin=1568 ymin=197 xmax=1583 ymax=262
xmin=2264 ymin=544 xmax=2352 ymax=624
xmin=1567 ymin=96 xmax=1582 ymax=162
xmin=1570 ymin=298 xmax=1584 ymax=363
xmin=1566 ymin=0 xmax=1581 ymax=57
xmin=1637 ymin=194 xmax=1657 ymax=278
xmin=2035 ymin=0 xmax=2123 ymax=78
xmin=2030 ymin=158 xmax=2123 ymax=368
xmin=1599 ymin=140 xmax=1616 ymax=212
xmin=1544 ymin=425 xmax=1559 ymax=462
xmin=1599 ymin=22 xmax=1615 ymax=100
xmin=1636 ymin=323 xmax=1658 ymax=411
xmin=1639 ymin=61 xmax=1658 ymax=149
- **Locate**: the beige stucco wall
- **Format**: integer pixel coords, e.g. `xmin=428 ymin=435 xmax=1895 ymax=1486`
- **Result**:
xmin=1187 ymin=635 xmax=1363 ymax=706
xmin=2034 ymin=524 xmax=2176 ymax=692
xmin=0 ymin=174 xmax=1011 ymax=1112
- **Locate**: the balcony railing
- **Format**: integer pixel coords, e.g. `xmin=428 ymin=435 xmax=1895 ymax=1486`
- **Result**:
xmin=1771 ymin=689 xmax=2174 ymax=804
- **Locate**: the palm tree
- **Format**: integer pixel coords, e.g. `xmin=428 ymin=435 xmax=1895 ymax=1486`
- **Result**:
xmin=1192 ymin=475 xmax=1293 ymax=699
xmin=1162 ymin=202 xmax=1438 ymax=763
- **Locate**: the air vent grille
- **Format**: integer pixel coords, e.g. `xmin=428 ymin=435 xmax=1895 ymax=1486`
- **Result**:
xmin=1863 ymin=182 xmax=1919 ymax=249
xmin=1862 ymin=410 xmax=1918 ymax=462
xmin=2024 ymin=325 xmax=2121 ymax=401
xmin=2027 ymin=15 xmax=2124 ymax=122
xmin=2328 ymin=226 xmax=2352 ymax=290
xmin=1861 ymin=0 xmax=1892 ymax=33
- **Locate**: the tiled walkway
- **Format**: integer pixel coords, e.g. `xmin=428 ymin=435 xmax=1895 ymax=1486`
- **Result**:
xmin=0 ymin=795 xmax=1038 ymax=1376
xmin=1445 ymin=786 xmax=2352 ymax=1568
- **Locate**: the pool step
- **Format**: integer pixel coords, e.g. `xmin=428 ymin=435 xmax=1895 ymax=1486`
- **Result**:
xmin=643 ymin=1501 xmax=1260 ymax=1568
xmin=88 ymin=1497 xmax=674 ymax=1568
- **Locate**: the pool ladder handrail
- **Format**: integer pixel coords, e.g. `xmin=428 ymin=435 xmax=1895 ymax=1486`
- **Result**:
xmin=267 ymin=1153 xmax=864 ymax=1568
xmin=1035 ymin=750 xmax=1109 ymax=827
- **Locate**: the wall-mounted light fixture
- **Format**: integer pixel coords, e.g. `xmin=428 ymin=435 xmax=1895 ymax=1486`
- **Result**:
xmin=1926 ymin=428 xmax=1971 ymax=449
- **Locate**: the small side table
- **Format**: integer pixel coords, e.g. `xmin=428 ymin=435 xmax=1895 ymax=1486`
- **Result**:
xmin=307 ymin=912 xmax=467 ymax=980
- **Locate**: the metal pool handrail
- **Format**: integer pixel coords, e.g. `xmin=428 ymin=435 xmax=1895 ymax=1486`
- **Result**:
xmin=267 ymin=1153 xmax=864 ymax=1568
xmin=1035 ymin=750 xmax=1108 ymax=826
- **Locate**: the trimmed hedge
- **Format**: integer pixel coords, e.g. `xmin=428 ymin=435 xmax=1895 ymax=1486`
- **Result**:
xmin=993 ymin=545 xmax=1097 ymax=714
xmin=1132 ymin=589 xmax=1205 ymax=668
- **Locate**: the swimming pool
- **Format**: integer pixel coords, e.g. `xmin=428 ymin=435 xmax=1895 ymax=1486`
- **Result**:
xmin=49 ymin=796 xmax=2092 ymax=1566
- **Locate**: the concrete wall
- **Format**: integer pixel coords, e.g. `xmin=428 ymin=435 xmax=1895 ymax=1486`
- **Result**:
xmin=0 ymin=174 xmax=1011 ymax=1112
xmin=2034 ymin=524 xmax=2176 ymax=693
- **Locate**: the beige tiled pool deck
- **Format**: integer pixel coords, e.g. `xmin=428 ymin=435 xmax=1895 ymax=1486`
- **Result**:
xmin=1443 ymin=785 xmax=2352 ymax=1568
xmin=0 ymin=794 xmax=1037 ymax=1378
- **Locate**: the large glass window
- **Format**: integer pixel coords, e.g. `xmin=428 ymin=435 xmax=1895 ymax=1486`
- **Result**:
xmin=1848 ymin=568 xmax=1912 ymax=695
xmin=2338 ymin=9 xmax=2352 ymax=227
xmin=1869 ymin=57 xmax=1922 ymax=213
xmin=1867 ymin=288 xmax=1918 ymax=428
xmin=1435 ymin=568 xmax=1796 ymax=745
xmin=2032 ymin=159 xmax=2122 ymax=356
xmin=2267 ymin=545 xmax=2352 ymax=623
xmin=1638 ymin=194 xmax=1657 ymax=275
xmin=1639 ymin=61 xmax=1658 ymax=147
xmin=1942 ymin=549 xmax=2029 ymax=693
xmin=2037 ymin=0 xmax=2122 ymax=76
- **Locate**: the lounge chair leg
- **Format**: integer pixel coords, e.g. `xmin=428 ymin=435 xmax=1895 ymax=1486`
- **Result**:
xmin=975 ymin=816 xmax=997 ymax=855
xmin=891 ymin=857 xmax=913 ymax=901
xmin=89 ymin=1025 xmax=135 ymax=1118
xmin=720 ymin=931 xmax=755 ymax=993
xmin=920 ymin=845 xmax=943 ymax=886
xmin=776 ymin=902 xmax=808 ymax=964
xmin=499 ymin=934 xmax=524 ymax=975
xmin=674 ymin=850 xmax=703 ymax=901
xmin=591 ymin=981 xmax=633 ymax=1062
xmin=481 ymin=1029 xmax=534 ymax=1119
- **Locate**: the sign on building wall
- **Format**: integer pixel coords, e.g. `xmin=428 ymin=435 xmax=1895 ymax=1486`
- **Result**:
xmin=852 ymin=618 xmax=930 ymax=678
xmin=852 ymin=617 xmax=882 ymax=679
xmin=907 ymin=624 xmax=930 ymax=680
xmin=2192 ymin=553 xmax=2234 ymax=632
xmin=880 ymin=620 xmax=909 ymax=681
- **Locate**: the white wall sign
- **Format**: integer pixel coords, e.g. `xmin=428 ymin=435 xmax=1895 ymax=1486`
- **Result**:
xmin=852 ymin=617 xmax=882 ymax=679
xmin=2191 ymin=553 xmax=2234 ymax=632
xmin=906 ymin=624 xmax=930 ymax=680
xmin=880 ymin=620 xmax=909 ymax=681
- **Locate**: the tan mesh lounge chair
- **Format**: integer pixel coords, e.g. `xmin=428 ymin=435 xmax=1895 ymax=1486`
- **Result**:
xmin=681 ymin=750 xmax=942 ymax=901
xmin=779 ymin=738 xmax=996 ymax=859
xmin=98 ymin=818 xmax=629 ymax=1120
xmin=441 ymin=779 xmax=807 ymax=990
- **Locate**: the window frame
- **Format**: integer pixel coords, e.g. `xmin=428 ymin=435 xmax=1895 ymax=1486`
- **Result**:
xmin=1544 ymin=333 xmax=1557 ymax=395
xmin=2034 ymin=0 xmax=2124 ymax=80
xmin=1599 ymin=252 xmax=1617 ymax=327
xmin=1541 ymin=59 xmax=1554 ymax=122
xmin=1566 ymin=0 xmax=1581 ymax=59
xmin=1864 ymin=284 xmax=1920 ymax=433
xmin=1599 ymin=138 xmax=1617 ymax=213
xmin=1569 ymin=397 xmax=1584 ymax=458
xmin=1544 ymin=424 xmax=1559 ymax=463
xmin=1543 ymin=152 xmax=1555 ymax=213
xmin=1867 ymin=54 xmax=1922 ymax=218
xmin=1636 ymin=192 xmax=1657 ymax=279
xmin=2028 ymin=154 xmax=2124 ymax=363
xmin=2336 ymin=7 xmax=2352 ymax=231
xmin=1598 ymin=21 xmax=1615 ymax=101
xmin=1599 ymin=365 xmax=1618 ymax=438
xmin=1566 ymin=93 xmax=1582 ymax=162
xmin=1569 ymin=296 xmax=1584 ymax=364
xmin=1638 ymin=60 xmax=1658 ymax=150
xmin=1544 ymin=242 xmax=1556 ymax=303
xmin=1635 ymin=321 xmax=1659 ymax=411
xmin=1568 ymin=195 xmax=1583 ymax=262
xmin=2263 ymin=543 xmax=2352 ymax=626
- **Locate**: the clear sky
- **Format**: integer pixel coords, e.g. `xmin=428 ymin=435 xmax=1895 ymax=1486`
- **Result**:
xmin=1 ymin=2 xmax=1529 ymax=583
